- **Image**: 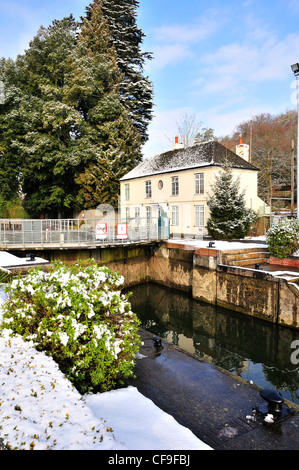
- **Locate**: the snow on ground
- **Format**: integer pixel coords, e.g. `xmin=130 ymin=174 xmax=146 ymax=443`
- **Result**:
xmin=167 ymin=237 xmax=268 ymax=250
xmin=0 ymin=295 xmax=211 ymax=451
xmin=0 ymin=251 xmax=49 ymax=268
xmin=1 ymin=236 xmax=272 ymax=451
xmin=85 ymin=386 xmax=210 ymax=451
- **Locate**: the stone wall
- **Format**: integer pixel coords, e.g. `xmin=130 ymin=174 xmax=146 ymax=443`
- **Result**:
xmin=148 ymin=243 xmax=299 ymax=329
xmin=214 ymin=266 xmax=279 ymax=323
xmin=279 ymin=280 xmax=299 ymax=328
xmin=148 ymin=244 xmax=194 ymax=293
xmin=9 ymin=241 xmax=299 ymax=329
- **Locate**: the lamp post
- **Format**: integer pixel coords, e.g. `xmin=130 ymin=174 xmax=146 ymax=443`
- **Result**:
xmin=291 ymin=63 xmax=299 ymax=219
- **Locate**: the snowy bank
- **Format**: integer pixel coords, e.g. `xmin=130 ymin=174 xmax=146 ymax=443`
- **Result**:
xmin=0 ymin=330 xmax=124 ymax=451
xmin=0 ymin=251 xmax=49 ymax=269
xmin=0 ymin=297 xmax=211 ymax=451
xmin=85 ymin=386 xmax=210 ymax=450
xmin=167 ymin=238 xmax=268 ymax=251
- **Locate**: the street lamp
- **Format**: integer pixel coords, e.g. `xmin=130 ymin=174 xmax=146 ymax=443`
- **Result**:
xmin=291 ymin=63 xmax=299 ymax=219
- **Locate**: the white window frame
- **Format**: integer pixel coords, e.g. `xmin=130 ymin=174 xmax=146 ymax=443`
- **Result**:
xmin=124 ymin=183 xmax=130 ymax=201
xmin=195 ymin=205 xmax=204 ymax=227
xmin=145 ymin=180 xmax=152 ymax=198
xmin=134 ymin=207 xmax=140 ymax=222
xmin=146 ymin=206 xmax=152 ymax=221
xmin=171 ymin=176 xmax=179 ymax=196
xmin=171 ymin=206 xmax=179 ymax=226
xmin=125 ymin=207 xmax=130 ymax=220
xmin=195 ymin=173 xmax=204 ymax=195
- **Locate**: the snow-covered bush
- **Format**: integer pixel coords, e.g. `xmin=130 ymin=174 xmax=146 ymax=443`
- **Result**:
xmin=266 ymin=218 xmax=299 ymax=259
xmin=0 ymin=261 xmax=141 ymax=393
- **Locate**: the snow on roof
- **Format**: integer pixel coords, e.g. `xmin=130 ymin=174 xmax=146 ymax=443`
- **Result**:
xmin=120 ymin=141 xmax=259 ymax=181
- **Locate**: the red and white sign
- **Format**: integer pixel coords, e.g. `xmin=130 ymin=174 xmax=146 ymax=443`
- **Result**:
xmin=95 ymin=222 xmax=107 ymax=240
xmin=116 ymin=222 xmax=128 ymax=239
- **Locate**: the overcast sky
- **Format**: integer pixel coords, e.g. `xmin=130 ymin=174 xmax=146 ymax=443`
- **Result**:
xmin=1 ymin=0 xmax=299 ymax=158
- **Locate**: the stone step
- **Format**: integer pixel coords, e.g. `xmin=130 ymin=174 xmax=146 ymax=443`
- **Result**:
xmin=221 ymin=248 xmax=269 ymax=255
xmin=224 ymin=251 xmax=270 ymax=261
xmin=229 ymin=258 xmax=269 ymax=266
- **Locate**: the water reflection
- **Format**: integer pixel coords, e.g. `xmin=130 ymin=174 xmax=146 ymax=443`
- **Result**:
xmin=128 ymin=283 xmax=299 ymax=405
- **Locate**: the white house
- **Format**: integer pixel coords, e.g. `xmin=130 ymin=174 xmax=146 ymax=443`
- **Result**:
xmin=119 ymin=139 xmax=266 ymax=237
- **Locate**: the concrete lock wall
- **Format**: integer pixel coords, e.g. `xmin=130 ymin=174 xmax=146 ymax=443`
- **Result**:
xmin=148 ymin=244 xmax=194 ymax=293
xmin=211 ymin=267 xmax=279 ymax=323
xmin=9 ymin=241 xmax=299 ymax=329
xmin=148 ymin=243 xmax=299 ymax=330
xmin=194 ymin=256 xmax=299 ymax=330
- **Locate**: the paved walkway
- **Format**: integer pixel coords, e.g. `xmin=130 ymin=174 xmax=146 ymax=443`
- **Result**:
xmin=128 ymin=329 xmax=299 ymax=450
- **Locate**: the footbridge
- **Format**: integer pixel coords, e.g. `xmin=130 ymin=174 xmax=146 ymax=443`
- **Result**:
xmin=0 ymin=217 xmax=170 ymax=251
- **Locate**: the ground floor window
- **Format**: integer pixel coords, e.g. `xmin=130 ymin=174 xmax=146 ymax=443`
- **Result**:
xmin=171 ymin=205 xmax=179 ymax=226
xmin=135 ymin=207 xmax=140 ymax=223
xmin=146 ymin=206 xmax=152 ymax=221
xmin=195 ymin=205 xmax=204 ymax=226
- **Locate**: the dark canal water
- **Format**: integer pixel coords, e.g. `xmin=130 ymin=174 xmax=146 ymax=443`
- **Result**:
xmin=127 ymin=283 xmax=299 ymax=405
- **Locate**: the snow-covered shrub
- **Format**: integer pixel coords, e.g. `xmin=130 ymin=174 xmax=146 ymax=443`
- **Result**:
xmin=266 ymin=218 xmax=299 ymax=259
xmin=0 ymin=261 xmax=141 ymax=393
xmin=206 ymin=166 xmax=257 ymax=240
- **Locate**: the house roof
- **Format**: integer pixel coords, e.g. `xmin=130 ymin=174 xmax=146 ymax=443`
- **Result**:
xmin=120 ymin=140 xmax=259 ymax=181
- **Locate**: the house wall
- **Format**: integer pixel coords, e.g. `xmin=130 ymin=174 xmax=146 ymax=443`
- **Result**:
xmin=120 ymin=166 xmax=260 ymax=237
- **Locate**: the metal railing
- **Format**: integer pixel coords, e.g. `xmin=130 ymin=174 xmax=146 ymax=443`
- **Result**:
xmin=0 ymin=217 xmax=170 ymax=247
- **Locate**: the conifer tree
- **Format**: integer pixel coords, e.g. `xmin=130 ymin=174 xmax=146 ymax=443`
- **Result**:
xmin=72 ymin=1 xmax=141 ymax=208
xmin=206 ymin=166 xmax=256 ymax=240
xmin=0 ymin=8 xmax=141 ymax=217
xmin=0 ymin=58 xmax=23 ymax=214
xmin=84 ymin=0 xmax=154 ymax=144
xmin=9 ymin=16 xmax=83 ymax=217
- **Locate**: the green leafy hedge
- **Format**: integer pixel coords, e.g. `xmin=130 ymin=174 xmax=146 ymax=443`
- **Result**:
xmin=266 ymin=219 xmax=299 ymax=259
xmin=0 ymin=261 xmax=141 ymax=393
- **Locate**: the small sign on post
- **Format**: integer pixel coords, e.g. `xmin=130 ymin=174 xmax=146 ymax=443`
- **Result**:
xmin=116 ymin=222 xmax=128 ymax=239
xmin=95 ymin=222 xmax=107 ymax=240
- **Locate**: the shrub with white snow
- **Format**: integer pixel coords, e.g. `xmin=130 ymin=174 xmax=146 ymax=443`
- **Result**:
xmin=0 ymin=260 xmax=141 ymax=394
xmin=266 ymin=218 xmax=299 ymax=259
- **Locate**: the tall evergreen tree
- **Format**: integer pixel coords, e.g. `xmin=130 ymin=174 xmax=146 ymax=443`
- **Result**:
xmin=72 ymin=0 xmax=141 ymax=208
xmin=206 ymin=166 xmax=256 ymax=240
xmin=84 ymin=0 xmax=154 ymax=144
xmin=0 ymin=58 xmax=23 ymax=214
xmin=0 ymin=8 xmax=141 ymax=217
xmin=10 ymin=16 xmax=83 ymax=217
